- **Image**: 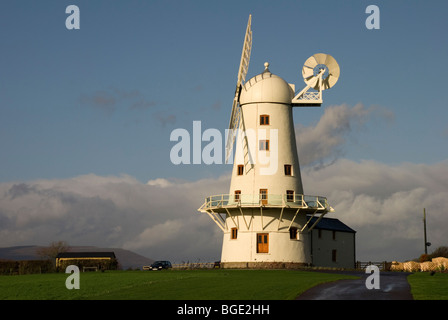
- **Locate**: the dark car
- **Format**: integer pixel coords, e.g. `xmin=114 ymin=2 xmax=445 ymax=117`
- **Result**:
xmin=150 ymin=260 xmax=172 ymax=270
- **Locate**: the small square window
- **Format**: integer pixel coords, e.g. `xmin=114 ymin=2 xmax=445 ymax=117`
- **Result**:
xmin=284 ymin=164 xmax=292 ymax=176
xmin=237 ymin=165 xmax=244 ymax=175
xmin=259 ymin=140 xmax=269 ymax=151
xmin=260 ymin=115 xmax=270 ymax=125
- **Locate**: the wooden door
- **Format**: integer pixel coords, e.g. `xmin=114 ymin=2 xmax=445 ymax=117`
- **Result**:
xmin=257 ymin=233 xmax=269 ymax=253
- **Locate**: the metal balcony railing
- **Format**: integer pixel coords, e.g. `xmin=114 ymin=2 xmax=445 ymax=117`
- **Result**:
xmin=198 ymin=193 xmax=330 ymax=212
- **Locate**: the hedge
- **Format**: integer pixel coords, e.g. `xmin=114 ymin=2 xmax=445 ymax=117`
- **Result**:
xmin=0 ymin=260 xmax=54 ymax=275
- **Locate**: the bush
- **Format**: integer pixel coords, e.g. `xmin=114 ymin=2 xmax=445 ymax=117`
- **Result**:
xmin=419 ymin=253 xmax=430 ymax=262
xmin=0 ymin=260 xmax=54 ymax=275
xmin=429 ymin=246 xmax=448 ymax=259
xmin=18 ymin=260 xmax=54 ymax=274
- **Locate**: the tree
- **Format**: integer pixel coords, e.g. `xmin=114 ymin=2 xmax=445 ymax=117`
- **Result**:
xmin=429 ymin=246 xmax=448 ymax=259
xmin=36 ymin=241 xmax=70 ymax=262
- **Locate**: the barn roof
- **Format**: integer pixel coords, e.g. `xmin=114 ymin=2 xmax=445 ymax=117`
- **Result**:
xmin=56 ymin=252 xmax=116 ymax=259
xmin=308 ymin=216 xmax=356 ymax=233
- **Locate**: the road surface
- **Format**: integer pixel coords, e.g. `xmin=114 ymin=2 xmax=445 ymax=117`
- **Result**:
xmin=296 ymin=271 xmax=413 ymax=300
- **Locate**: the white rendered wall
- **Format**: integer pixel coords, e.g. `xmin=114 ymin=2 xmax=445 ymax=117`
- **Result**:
xmin=221 ymin=69 xmax=311 ymax=266
xmin=229 ymin=102 xmax=303 ymax=196
xmin=220 ymin=210 xmax=311 ymax=264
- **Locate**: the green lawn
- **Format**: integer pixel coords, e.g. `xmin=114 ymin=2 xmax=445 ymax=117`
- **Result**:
xmin=0 ymin=269 xmax=358 ymax=300
xmin=407 ymin=272 xmax=448 ymax=300
xmin=3 ymin=269 xmax=447 ymax=300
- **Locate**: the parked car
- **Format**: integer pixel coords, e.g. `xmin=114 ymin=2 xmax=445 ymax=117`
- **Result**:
xmin=150 ymin=260 xmax=172 ymax=270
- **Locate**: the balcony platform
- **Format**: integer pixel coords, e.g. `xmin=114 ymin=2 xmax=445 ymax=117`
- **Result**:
xmin=198 ymin=193 xmax=332 ymax=213
xmin=198 ymin=193 xmax=334 ymax=232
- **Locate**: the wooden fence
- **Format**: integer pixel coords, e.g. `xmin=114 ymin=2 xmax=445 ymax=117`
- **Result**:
xmin=172 ymin=262 xmax=217 ymax=269
xmin=157 ymin=261 xmax=392 ymax=271
xmin=356 ymin=261 xmax=391 ymax=271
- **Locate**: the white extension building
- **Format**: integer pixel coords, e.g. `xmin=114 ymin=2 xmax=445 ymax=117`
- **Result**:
xmin=198 ymin=15 xmax=354 ymax=268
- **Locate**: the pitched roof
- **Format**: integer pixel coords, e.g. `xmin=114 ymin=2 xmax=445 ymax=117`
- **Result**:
xmin=308 ymin=216 xmax=356 ymax=233
xmin=56 ymin=252 xmax=116 ymax=259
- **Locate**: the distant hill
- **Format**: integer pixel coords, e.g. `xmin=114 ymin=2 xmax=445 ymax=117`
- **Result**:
xmin=0 ymin=245 xmax=154 ymax=270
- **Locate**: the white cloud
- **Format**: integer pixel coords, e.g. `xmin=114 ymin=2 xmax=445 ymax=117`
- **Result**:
xmin=1 ymin=103 xmax=445 ymax=264
xmin=296 ymin=103 xmax=394 ymax=168
xmin=2 ymin=160 xmax=446 ymax=263
xmin=0 ymin=173 xmax=229 ymax=262
xmin=302 ymin=159 xmax=448 ymax=261
xmin=126 ymin=219 xmax=184 ymax=249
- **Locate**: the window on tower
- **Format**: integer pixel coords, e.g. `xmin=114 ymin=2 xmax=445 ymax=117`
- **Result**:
xmin=259 ymin=189 xmax=268 ymax=205
xmin=289 ymin=227 xmax=298 ymax=240
xmin=237 ymin=165 xmax=244 ymax=175
xmin=260 ymin=114 xmax=270 ymax=125
xmin=286 ymin=190 xmax=294 ymax=202
xmin=259 ymin=140 xmax=269 ymax=151
xmin=284 ymin=164 xmax=292 ymax=176
xmin=231 ymin=227 xmax=238 ymax=239
xmin=234 ymin=190 xmax=241 ymax=202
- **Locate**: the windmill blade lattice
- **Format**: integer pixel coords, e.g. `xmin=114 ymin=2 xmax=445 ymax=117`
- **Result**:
xmin=225 ymin=14 xmax=252 ymax=164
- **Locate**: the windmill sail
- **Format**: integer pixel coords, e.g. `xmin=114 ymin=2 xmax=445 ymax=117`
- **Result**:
xmin=225 ymin=14 xmax=252 ymax=164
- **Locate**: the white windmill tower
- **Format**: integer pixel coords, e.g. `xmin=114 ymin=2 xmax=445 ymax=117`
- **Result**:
xmin=198 ymin=15 xmax=340 ymax=268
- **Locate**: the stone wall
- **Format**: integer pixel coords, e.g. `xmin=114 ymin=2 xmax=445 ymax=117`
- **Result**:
xmin=220 ymin=261 xmax=309 ymax=269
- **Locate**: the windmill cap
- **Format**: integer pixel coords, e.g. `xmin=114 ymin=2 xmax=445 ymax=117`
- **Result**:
xmin=239 ymin=62 xmax=294 ymax=105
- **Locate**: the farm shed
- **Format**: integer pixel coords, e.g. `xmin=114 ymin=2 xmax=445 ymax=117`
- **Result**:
xmin=56 ymin=252 xmax=118 ymax=271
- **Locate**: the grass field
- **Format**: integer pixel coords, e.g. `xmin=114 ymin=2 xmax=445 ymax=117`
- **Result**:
xmin=407 ymin=272 xmax=448 ymax=300
xmin=1 ymin=269 xmax=447 ymax=300
xmin=0 ymin=269 xmax=358 ymax=300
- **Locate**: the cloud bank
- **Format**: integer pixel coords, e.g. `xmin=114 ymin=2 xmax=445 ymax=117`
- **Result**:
xmin=302 ymin=159 xmax=448 ymax=261
xmin=0 ymin=174 xmax=227 ymax=262
xmin=1 ymin=104 xmax=446 ymax=263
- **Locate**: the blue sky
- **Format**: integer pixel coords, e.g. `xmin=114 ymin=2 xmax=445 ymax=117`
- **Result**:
xmin=1 ymin=0 xmax=447 ymax=182
xmin=1 ymin=1 xmax=447 ymax=263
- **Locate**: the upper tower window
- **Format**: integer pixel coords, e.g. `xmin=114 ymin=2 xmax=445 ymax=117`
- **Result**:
xmin=237 ymin=165 xmax=244 ymax=175
xmin=260 ymin=114 xmax=270 ymax=125
xmin=284 ymin=164 xmax=292 ymax=176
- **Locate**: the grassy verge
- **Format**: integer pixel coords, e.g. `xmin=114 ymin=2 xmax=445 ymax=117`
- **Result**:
xmin=0 ymin=269 xmax=358 ymax=300
xmin=407 ymin=272 xmax=448 ymax=300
